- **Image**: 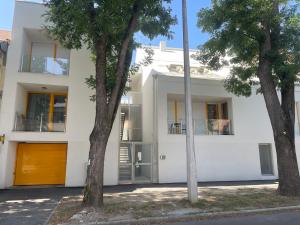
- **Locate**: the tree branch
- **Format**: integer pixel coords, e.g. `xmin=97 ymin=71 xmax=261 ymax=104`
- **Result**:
xmin=108 ymin=0 xmax=142 ymax=118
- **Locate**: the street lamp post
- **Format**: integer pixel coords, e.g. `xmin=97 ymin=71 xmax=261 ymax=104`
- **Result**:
xmin=182 ymin=0 xmax=198 ymax=203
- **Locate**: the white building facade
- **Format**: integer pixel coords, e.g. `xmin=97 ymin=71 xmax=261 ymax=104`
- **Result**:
xmin=1 ymin=1 xmax=300 ymax=189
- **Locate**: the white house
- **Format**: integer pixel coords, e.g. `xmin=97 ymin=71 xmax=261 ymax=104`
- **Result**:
xmin=1 ymin=1 xmax=300 ymax=189
xmin=0 ymin=30 xmax=11 ymax=109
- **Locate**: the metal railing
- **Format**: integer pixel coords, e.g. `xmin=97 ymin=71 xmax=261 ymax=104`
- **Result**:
xmin=168 ymin=119 xmax=232 ymax=135
xmin=19 ymin=55 xmax=70 ymax=75
xmin=14 ymin=113 xmax=66 ymax=132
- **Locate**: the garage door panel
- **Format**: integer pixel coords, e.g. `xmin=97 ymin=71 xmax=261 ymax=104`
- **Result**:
xmin=14 ymin=143 xmax=67 ymax=185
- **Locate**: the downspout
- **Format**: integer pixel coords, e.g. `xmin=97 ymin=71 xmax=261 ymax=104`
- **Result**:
xmin=152 ymin=74 xmax=159 ymax=183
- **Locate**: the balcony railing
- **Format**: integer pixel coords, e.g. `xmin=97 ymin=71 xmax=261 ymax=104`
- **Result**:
xmin=168 ymin=119 xmax=233 ymax=135
xmin=14 ymin=113 xmax=66 ymax=132
xmin=20 ymin=55 xmax=70 ymax=75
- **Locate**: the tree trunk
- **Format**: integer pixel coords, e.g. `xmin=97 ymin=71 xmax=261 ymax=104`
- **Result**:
xmin=258 ymin=22 xmax=300 ymax=196
xmin=82 ymin=2 xmax=139 ymax=206
xmin=82 ymin=36 xmax=131 ymax=206
xmin=276 ymin=85 xmax=300 ymax=195
xmin=83 ymin=38 xmax=112 ymax=207
xmin=83 ymin=126 xmax=110 ymax=207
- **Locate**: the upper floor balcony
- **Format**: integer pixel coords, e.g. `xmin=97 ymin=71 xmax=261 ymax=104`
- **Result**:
xmin=20 ymin=54 xmax=69 ymax=76
xmin=167 ymin=94 xmax=234 ymax=136
xmin=19 ymin=29 xmax=70 ymax=76
xmin=168 ymin=119 xmax=232 ymax=135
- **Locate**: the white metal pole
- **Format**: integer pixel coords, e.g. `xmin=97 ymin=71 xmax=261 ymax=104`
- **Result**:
xmin=182 ymin=0 xmax=198 ymax=203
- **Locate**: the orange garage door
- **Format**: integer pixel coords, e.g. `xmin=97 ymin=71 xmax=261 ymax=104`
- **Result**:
xmin=14 ymin=143 xmax=67 ymax=185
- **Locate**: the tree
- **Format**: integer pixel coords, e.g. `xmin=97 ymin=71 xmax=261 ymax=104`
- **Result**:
xmin=195 ymin=0 xmax=300 ymax=196
xmin=44 ymin=0 xmax=176 ymax=207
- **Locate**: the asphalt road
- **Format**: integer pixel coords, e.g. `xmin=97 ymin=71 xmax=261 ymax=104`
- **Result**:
xmin=0 ymin=187 xmax=82 ymax=225
xmin=166 ymin=211 xmax=300 ymax=225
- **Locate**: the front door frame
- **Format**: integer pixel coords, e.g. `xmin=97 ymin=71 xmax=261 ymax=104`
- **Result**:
xmin=119 ymin=141 xmax=153 ymax=184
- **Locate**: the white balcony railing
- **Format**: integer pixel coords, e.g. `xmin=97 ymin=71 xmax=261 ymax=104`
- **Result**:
xmin=168 ymin=119 xmax=233 ymax=135
xmin=20 ymin=55 xmax=69 ymax=75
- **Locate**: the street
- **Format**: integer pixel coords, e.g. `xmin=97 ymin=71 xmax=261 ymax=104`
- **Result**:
xmin=166 ymin=211 xmax=300 ymax=225
xmin=0 ymin=187 xmax=81 ymax=225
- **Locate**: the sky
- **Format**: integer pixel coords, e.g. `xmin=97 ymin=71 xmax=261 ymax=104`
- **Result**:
xmin=0 ymin=0 xmax=211 ymax=49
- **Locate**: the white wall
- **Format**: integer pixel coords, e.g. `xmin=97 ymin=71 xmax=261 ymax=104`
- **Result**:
xmin=0 ymin=1 xmax=119 ymax=188
xmin=15 ymin=84 xmax=27 ymax=116
xmin=2 ymin=2 xmax=300 ymax=189
xmin=155 ymin=75 xmax=280 ymax=183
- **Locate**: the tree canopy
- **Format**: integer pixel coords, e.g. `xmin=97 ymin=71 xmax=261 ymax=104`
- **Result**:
xmin=195 ymin=0 xmax=300 ymax=97
xmin=44 ymin=0 xmax=176 ymax=99
xmin=196 ymin=0 xmax=300 ymax=196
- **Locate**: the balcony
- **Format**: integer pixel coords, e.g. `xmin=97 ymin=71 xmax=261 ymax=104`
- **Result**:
xmin=14 ymin=112 xmax=66 ymax=132
xmin=13 ymin=90 xmax=68 ymax=133
xmin=20 ymin=55 xmax=69 ymax=76
xmin=168 ymin=119 xmax=233 ymax=135
xmin=167 ymin=94 xmax=233 ymax=136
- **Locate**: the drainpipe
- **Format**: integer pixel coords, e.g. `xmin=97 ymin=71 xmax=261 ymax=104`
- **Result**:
xmin=152 ymin=74 xmax=159 ymax=183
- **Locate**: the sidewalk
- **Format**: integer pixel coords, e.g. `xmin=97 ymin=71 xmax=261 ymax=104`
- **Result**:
xmin=47 ymin=181 xmax=300 ymax=225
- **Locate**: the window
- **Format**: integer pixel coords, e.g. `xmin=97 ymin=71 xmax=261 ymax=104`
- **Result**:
xmin=259 ymin=144 xmax=274 ymax=175
xmin=206 ymin=102 xmax=231 ymax=135
xmin=207 ymin=103 xmax=218 ymax=120
xmin=221 ymin=102 xmax=228 ymax=119
xmin=120 ymin=104 xmax=142 ymax=141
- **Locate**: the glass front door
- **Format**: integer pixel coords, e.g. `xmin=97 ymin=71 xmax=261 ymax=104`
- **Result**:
xmin=119 ymin=142 xmax=152 ymax=184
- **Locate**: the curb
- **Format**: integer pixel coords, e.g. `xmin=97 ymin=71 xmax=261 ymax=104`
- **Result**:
xmin=82 ymin=205 xmax=300 ymax=225
xmin=44 ymin=199 xmax=62 ymax=225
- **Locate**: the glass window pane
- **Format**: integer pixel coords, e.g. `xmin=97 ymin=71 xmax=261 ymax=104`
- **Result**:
xmin=207 ymin=104 xmax=218 ymax=119
xmin=134 ymin=165 xmax=151 ymax=182
xmin=120 ymin=105 xmax=142 ymax=141
xmin=129 ymin=105 xmax=142 ymax=141
xmin=135 ymin=144 xmax=152 ymax=164
xmin=259 ymin=144 xmax=274 ymax=175
xmin=52 ymin=95 xmax=67 ymax=132
xmin=26 ymin=93 xmax=50 ymax=131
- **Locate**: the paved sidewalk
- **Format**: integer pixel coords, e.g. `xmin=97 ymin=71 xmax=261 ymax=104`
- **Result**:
xmin=166 ymin=211 xmax=300 ymax=225
xmin=0 ymin=187 xmax=81 ymax=225
xmin=0 ymin=181 xmax=278 ymax=225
